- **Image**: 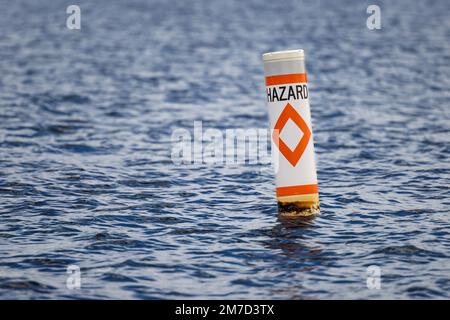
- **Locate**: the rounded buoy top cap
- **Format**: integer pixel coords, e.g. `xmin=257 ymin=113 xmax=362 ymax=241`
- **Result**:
xmin=262 ymin=49 xmax=305 ymax=62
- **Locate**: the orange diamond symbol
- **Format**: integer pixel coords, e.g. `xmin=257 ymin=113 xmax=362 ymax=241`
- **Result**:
xmin=272 ymin=103 xmax=311 ymax=167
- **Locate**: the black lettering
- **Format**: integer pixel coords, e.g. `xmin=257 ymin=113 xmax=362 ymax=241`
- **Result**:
xmin=267 ymin=88 xmax=272 ymax=102
xmin=288 ymin=86 xmax=296 ymax=100
xmin=279 ymin=86 xmax=287 ymax=101
xmin=296 ymin=85 xmax=303 ymax=99
xmin=268 ymin=85 xmax=308 ymax=102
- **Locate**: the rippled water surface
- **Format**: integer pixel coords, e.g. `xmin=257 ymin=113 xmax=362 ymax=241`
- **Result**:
xmin=0 ymin=0 xmax=449 ymax=299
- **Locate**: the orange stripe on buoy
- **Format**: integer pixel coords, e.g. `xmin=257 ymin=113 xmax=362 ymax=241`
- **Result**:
xmin=265 ymin=73 xmax=307 ymax=86
xmin=276 ymin=184 xmax=318 ymax=197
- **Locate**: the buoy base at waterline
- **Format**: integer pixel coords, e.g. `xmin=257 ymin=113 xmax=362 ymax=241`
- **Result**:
xmin=277 ymin=193 xmax=320 ymax=218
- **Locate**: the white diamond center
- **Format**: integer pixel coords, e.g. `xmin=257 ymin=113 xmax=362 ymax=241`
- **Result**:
xmin=279 ymin=118 xmax=304 ymax=152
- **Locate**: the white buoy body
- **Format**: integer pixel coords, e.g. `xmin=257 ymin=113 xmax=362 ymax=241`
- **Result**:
xmin=263 ymin=49 xmax=319 ymax=217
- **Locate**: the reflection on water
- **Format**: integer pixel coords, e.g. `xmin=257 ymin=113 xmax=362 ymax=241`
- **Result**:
xmin=267 ymin=218 xmax=323 ymax=263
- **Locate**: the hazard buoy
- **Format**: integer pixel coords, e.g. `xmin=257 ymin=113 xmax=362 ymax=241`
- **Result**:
xmin=263 ymin=49 xmax=320 ymax=217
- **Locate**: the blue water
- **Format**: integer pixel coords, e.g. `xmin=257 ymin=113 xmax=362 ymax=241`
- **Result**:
xmin=0 ymin=0 xmax=449 ymax=299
